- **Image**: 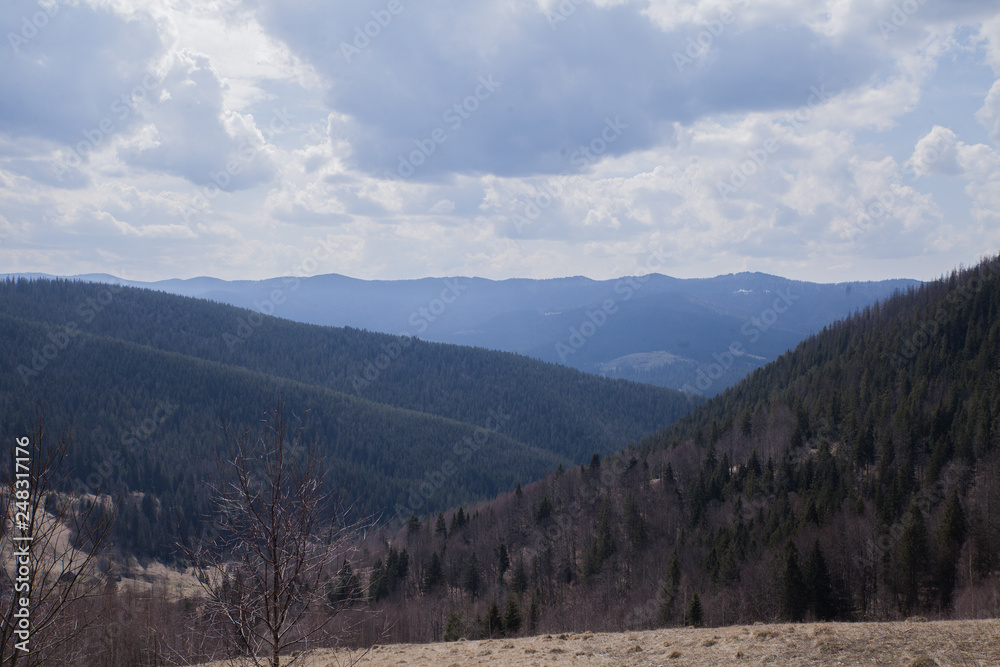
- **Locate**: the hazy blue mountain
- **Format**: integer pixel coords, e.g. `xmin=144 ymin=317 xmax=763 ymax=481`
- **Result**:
xmin=7 ymin=271 xmax=919 ymax=395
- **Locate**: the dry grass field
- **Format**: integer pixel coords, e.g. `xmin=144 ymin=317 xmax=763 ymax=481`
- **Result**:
xmin=204 ymin=618 xmax=1000 ymax=666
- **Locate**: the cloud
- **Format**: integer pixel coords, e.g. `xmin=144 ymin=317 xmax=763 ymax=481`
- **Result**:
xmin=976 ymin=79 xmax=1000 ymax=144
xmin=256 ymin=0 xmax=881 ymax=180
xmin=0 ymin=0 xmax=163 ymax=147
xmin=429 ymin=198 xmax=455 ymax=214
xmin=908 ymin=125 xmax=961 ymax=177
xmin=122 ymin=52 xmax=277 ymax=190
xmin=2 ymin=0 xmax=999 ymax=284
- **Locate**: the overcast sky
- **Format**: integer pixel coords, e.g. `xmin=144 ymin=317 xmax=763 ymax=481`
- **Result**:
xmin=1 ymin=0 xmax=999 ymax=283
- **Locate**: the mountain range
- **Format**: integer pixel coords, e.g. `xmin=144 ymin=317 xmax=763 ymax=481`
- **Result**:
xmin=8 ymin=271 xmax=919 ymax=395
xmin=0 ymin=277 xmax=692 ymax=561
xmin=346 ymin=254 xmax=1000 ymax=640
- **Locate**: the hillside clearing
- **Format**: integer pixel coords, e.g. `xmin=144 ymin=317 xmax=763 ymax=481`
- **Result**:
xmin=203 ymin=618 xmax=999 ymax=666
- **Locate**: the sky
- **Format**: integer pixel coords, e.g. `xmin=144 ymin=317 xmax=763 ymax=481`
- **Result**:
xmin=1 ymin=0 xmax=999 ymax=284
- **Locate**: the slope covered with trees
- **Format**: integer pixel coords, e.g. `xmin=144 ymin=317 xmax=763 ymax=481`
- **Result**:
xmin=0 ymin=277 xmax=695 ymax=562
xmin=353 ymin=255 xmax=1000 ymax=642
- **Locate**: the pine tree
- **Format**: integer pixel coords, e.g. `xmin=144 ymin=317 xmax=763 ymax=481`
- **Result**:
xmin=659 ymin=549 xmax=682 ymax=626
xmin=498 ymin=542 xmax=511 ymax=583
xmin=624 ymin=493 xmax=648 ymax=552
xmin=535 ymin=496 xmax=553 ymax=523
xmin=443 ymin=610 xmax=463 ymax=642
xmin=780 ymin=541 xmax=807 ymax=622
xmin=510 ymin=559 xmax=529 ymax=595
xmin=528 ymin=592 xmax=540 ymax=633
xmin=423 ymin=551 xmax=445 ymax=593
xmin=435 ymin=513 xmax=448 ymax=538
xmin=936 ymin=490 xmax=967 ymax=608
xmin=368 ymin=558 xmax=388 ymax=603
xmin=687 ymin=593 xmax=703 ymax=627
xmin=803 ymin=540 xmax=835 ymax=620
xmin=450 ymin=507 xmax=467 ymax=533
xmin=484 ymin=597 xmax=503 ymax=637
xmin=327 ymin=560 xmax=362 ymax=607
xmin=503 ymin=596 xmax=522 ymax=635
xmin=463 ymin=552 xmax=482 ymax=599
xmin=898 ymin=501 xmax=929 ymax=616
xmin=583 ymin=497 xmax=616 ymax=576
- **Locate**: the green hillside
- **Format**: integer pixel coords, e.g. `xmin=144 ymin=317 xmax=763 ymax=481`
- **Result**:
xmin=0 ymin=277 xmax=695 ymax=561
xmin=361 ymin=255 xmax=1000 ymax=640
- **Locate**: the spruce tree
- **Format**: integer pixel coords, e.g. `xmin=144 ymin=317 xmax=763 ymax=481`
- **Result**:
xmin=423 ymin=551 xmax=445 ymax=593
xmin=503 ymin=596 xmax=522 ymax=635
xmin=804 ymin=540 xmax=834 ymax=620
xmin=528 ymin=592 xmax=540 ymax=633
xmin=659 ymin=549 xmax=682 ymax=626
xmin=463 ymin=552 xmax=482 ymax=599
xmin=624 ymin=493 xmax=648 ymax=552
xmin=937 ymin=490 xmax=967 ymax=608
xmin=443 ymin=610 xmax=463 ymax=641
xmin=484 ymin=597 xmax=503 ymax=637
xmin=327 ymin=560 xmax=362 ymax=607
xmin=498 ymin=542 xmax=511 ymax=582
xmin=687 ymin=593 xmax=703 ymax=627
xmin=898 ymin=501 xmax=929 ymax=616
xmin=511 ymin=558 xmax=529 ymax=595
xmin=780 ymin=541 xmax=807 ymax=622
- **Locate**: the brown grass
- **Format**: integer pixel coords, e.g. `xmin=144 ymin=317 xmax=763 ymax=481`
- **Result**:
xmin=198 ymin=618 xmax=1000 ymax=666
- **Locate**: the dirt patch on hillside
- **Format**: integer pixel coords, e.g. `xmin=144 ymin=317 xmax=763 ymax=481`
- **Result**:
xmin=210 ymin=618 xmax=999 ymax=666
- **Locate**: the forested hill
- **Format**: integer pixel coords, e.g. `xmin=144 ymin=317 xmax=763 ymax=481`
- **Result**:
xmin=366 ymin=255 xmax=1000 ymax=641
xmin=0 ymin=277 xmax=695 ymax=560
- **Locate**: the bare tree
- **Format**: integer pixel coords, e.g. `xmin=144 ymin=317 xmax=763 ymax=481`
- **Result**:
xmin=0 ymin=410 xmax=115 ymax=667
xmin=184 ymin=399 xmax=370 ymax=667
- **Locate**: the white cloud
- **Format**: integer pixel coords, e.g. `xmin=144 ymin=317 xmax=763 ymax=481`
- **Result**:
xmin=909 ymin=125 xmax=961 ymax=176
xmin=976 ymin=79 xmax=1000 ymax=144
xmin=0 ymin=0 xmax=998 ymax=283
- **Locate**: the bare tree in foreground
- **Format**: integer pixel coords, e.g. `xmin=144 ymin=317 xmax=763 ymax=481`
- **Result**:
xmin=185 ymin=399 xmax=371 ymax=667
xmin=0 ymin=411 xmax=115 ymax=667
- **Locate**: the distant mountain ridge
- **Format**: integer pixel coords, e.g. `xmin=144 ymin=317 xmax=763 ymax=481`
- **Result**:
xmin=6 ymin=271 xmax=921 ymax=395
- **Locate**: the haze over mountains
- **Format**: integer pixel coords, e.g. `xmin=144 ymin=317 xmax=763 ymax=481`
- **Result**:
xmin=9 ymin=271 xmax=920 ymax=395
